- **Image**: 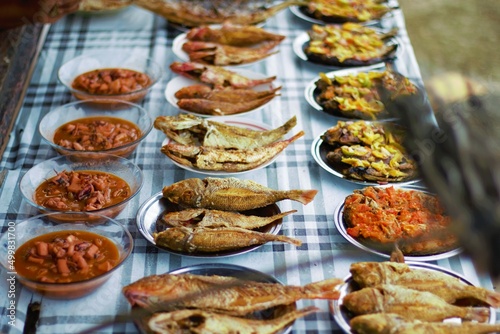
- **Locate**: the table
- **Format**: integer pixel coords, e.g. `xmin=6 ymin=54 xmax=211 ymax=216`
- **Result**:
xmin=1 ymin=4 xmax=498 ymax=333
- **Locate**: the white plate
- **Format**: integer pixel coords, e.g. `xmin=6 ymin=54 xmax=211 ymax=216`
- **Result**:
xmin=289 ymin=5 xmax=393 ymax=26
xmin=333 ymin=185 xmax=462 ymax=261
xmin=161 ymin=117 xmax=287 ymax=175
xmin=331 ymin=262 xmax=496 ymax=334
xmin=136 ymin=192 xmax=284 ymax=258
xmin=293 ymin=31 xmax=401 ymax=68
xmin=311 ymin=133 xmax=420 ymax=186
xmin=164 ymin=70 xmax=278 ymax=118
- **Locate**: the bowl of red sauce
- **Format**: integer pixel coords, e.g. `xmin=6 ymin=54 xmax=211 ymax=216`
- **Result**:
xmin=39 ymin=100 xmax=153 ymax=158
xmin=19 ymin=154 xmax=143 ymax=221
xmin=0 ymin=212 xmax=133 ymax=299
xmin=58 ymin=52 xmax=162 ymax=103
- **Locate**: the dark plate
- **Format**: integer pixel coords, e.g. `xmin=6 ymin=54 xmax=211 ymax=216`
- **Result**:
xmin=134 ymin=263 xmax=295 ymax=334
xmin=136 ymin=192 xmax=284 ymax=258
xmin=311 ymin=133 xmax=420 ymax=186
xmin=331 ymin=262 xmax=496 ymax=333
xmin=293 ymin=31 xmax=401 ymax=68
xmin=333 ymin=185 xmax=462 ymax=261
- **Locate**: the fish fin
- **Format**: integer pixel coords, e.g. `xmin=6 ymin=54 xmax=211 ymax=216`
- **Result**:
xmin=465 ymin=307 xmax=491 ymax=322
xmin=485 ymin=290 xmax=500 ymax=308
xmin=293 ymin=189 xmax=318 ymax=205
xmin=303 ymin=278 xmax=343 ymax=299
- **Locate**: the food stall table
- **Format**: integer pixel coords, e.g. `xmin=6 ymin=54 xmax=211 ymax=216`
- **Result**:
xmin=0 ymin=4 xmax=498 ymax=333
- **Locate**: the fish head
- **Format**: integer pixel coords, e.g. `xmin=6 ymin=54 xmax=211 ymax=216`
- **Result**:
xmin=170 ymin=61 xmax=205 ymax=79
xmin=122 ymin=274 xmax=183 ymax=308
xmin=162 ymin=178 xmax=205 ymax=207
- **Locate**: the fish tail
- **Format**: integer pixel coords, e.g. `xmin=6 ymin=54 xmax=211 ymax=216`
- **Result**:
xmin=303 ymin=278 xmax=343 ymax=300
xmin=465 ymin=307 xmax=491 ymax=322
xmin=288 ymin=189 xmax=318 ymax=205
xmin=485 ymin=290 xmax=500 ymax=308
xmin=274 ymin=234 xmax=302 ymax=246
xmin=273 ymin=210 xmax=298 ymax=221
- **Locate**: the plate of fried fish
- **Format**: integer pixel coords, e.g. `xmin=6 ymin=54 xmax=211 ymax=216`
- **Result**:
xmin=136 ymin=177 xmax=317 ymax=257
xmin=172 ymin=24 xmax=285 ymax=67
xmin=334 ymin=185 xmax=461 ymax=261
xmin=331 ymin=261 xmax=499 ymax=334
xmin=311 ymin=120 xmax=419 ymax=185
xmin=165 ymin=61 xmax=281 ymax=117
xmin=123 ymin=263 xmax=339 ymax=333
xmin=155 ymin=114 xmax=303 ymax=175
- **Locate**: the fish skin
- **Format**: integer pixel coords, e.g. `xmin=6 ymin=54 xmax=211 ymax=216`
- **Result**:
xmin=154 ymin=113 xmax=296 ymax=149
xmin=182 ymin=40 xmax=280 ymax=66
xmin=161 ymin=131 xmax=305 ymax=172
xmin=342 ymin=284 xmax=491 ymax=322
xmin=186 ymin=23 xmax=286 ymax=47
xmin=122 ymin=273 xmax=342 ymax=315
xmin=162 ymin=177 xmax=318 ymax=211
xmin=177 ymin=94 xmax=277 ymax=115
xmin=169 ymin=61 xmax=276 ymax=89
xmin=147 ymin=306 xmax=319 ymax=334
xmin=350 ymin=313 xmax=500 ymax=334
xmin=175 ymin=85 xmax=281 ymax=103
xmin=153 ymin=226 xmax=302 ymax=253
xmin=160 ymin=208 xmax=297 ymax=229
xmin=350 ymin=261 xmax=500 ymax=307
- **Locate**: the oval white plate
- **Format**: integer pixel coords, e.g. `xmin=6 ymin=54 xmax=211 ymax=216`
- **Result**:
xmin=293 ymin=31 xmax=402 ymax=68
xmin=333 ymin=184 xmax=462 ymax=261
xmin=331 ymin=262 xmax=496 ymax=334
xmin=311 ymin=133 xmax=420 ymax=186
xmin=165 ymin=69 xmax=278 ymax=118
xmin=136 ymin=192 xmax=284 ymax=258
xmin=289 ymin=5 xmax=393 ymax=26
xmin=161 ymin=117 xmax=288 ymax=175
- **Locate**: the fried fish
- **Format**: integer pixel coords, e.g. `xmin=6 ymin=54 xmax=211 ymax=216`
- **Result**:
xmin=153 ymin=226 xmax=302 ymax=253
xmin=342 ymin=285 xmax=490 ymax=322
xmin=350 ymin=313 xmax=500 ymax=334
xmin=159 ymin=208 xmax=296 ymax=229
xmin=162 ymin=177 xmax=318 ymax=211
xmin=123 ymin=273 xmax=342 ymax=316
xmin=148 ymin=307 xmax=319 ymax=334
xmin=350 ymin=261 xmax=500 ymax=307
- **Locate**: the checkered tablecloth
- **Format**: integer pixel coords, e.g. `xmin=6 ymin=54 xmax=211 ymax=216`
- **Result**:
xmin=1 ymin=4 xmax=498 ymax=333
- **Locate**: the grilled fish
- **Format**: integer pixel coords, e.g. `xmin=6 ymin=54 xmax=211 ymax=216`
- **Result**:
xmin=123 ymin=273 xmax=342 ymax=315
xmin=154 ymin=113 xmax=296 ymax=149
xmin=148 ymin=306 xmax=318 ymax=334
xmin=350 ymin=261 xmax=500 ymax=307
xmin=162 ymin=177 xmax=318 ymax=211
xmin=186 ymin=23 xmax=286 ymax=47
xmin=342 ymin=284 xmax=490 ymax=322
xmin=350 ymin=313 xmax=500 ymax=334
xmin=174 ymin=85 xmax=281 ymax=103
xmin=176 ymin=94 xmax=277 ymax=115
xmin=161 ymin=131 xmax=304 ymax=172
xmin=170 ymin=61 xmax=276 ymax=89
xmin=154 ymin=226 xmax=302 ymax=253
xmin=160 ymin=208 xmax=296 ymax=229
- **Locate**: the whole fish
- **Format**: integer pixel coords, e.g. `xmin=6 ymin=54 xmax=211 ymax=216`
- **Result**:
xmin=123 ymin=273 xmax=342 ymax=315
xmin=177 ymin=94 xmax=277 ymax=115
xmin=186 ymin=23 xmax=286 ymax=47
xmin=162 ymin=177 xmax=318 ymax=211
xmin=154 ymin=113 xmax=296 ymax=149
xmin=154 ymin=226 xmax=302 ymax=253
xmin=148 ymin=306 xmax=319 ymax=334
xmin=161 ymin=131 xmax=305 ymax=172
xmin=170 ymin=61 xmax=276 ymax=89
xmin=159 ymin=208 xmax=297 ymax=229
xmin=350 ymin=313 xmax=500 ymax=334
xmin=182 ymin=40 xmax=280 ymax=66
xmin=350 ymin=261 xmax=500 ymax=307
xmin=174 ymin=85 xmax=281 ymax=103
xmin=342 ymin=284 xmax=490 ymax=322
